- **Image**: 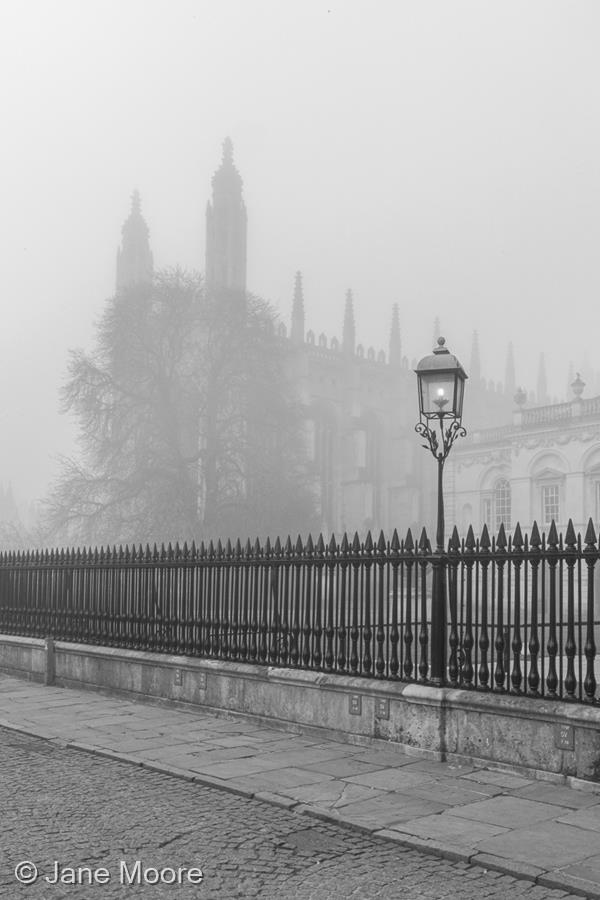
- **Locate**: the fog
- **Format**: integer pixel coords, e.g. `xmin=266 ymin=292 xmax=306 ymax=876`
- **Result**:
xmin=0 ymin=0 xmax=599 ymax=512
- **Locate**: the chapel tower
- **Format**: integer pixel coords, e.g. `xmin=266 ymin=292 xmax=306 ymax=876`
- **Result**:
xmin=205 ymin=137 xmax=247 ymax=294
xmin=115 ymin=190 xmax=153 ymax=292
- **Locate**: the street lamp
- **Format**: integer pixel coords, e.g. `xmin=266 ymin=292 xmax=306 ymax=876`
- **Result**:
xmin=415 ymin=336 xmax=467 ymax=683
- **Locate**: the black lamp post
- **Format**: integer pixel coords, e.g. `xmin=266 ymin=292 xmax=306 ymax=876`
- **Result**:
xmin=415 ymin=336 xmax=467 ymax=683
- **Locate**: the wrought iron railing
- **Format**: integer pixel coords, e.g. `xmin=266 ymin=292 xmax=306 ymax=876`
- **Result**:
xmin=0 ymin=519 xmax=598 ymax=703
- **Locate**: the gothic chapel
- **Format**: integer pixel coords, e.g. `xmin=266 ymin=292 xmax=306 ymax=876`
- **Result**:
xmin=115 ymin=140 xmax=516 ymax=538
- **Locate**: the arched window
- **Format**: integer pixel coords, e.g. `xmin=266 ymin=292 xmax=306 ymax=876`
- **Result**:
xmin=494 ymin=478 xmax=511 ymax=530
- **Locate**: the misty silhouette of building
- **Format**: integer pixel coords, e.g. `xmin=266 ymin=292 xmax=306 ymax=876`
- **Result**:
xmin=116 ymin=139 xmax=522 ymax=538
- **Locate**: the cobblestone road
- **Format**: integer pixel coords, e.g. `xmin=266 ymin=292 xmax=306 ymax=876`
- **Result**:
xmin=0 ymin=728 xmax=582 ymax=900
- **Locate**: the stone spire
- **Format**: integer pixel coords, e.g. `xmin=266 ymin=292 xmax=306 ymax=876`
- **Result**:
xmin=389 ymin=304 xmax=401 ymax=366
xmin=504 ymin=342 xmax=516 ymax=397
xmin=342 ymin=289 xmax=355 ymax=355
xmin=115 ymin=190 xmax=154 ymax=292
xmin=291 ymin=271 xmax=305 ymax=344
xmin=205 ymin=137 xmax=247 ymax=294
xmin=537 ymin=352 xmax=549 ymax=405
xmin=469 ymin=330 xmax=481 ymax=385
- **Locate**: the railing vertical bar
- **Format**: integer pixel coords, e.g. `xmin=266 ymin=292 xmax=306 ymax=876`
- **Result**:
xmin=350 ymin=534 xmax=360 ymax=675
xmin=583 ymin=519 xmax=597 ymax=702
xmin=389 ymin=531 xmax=400 ymax=679
xmin=313 ymin=537 xmax=324 ymax=670
xmin=546 ymin=523 xmax=559 ymax=697
xmin=325 ymin=536 xmax=336 ymax=673
xmin=403 ymin=531 xmax=414 ymax=680
xmin=417 ymin=540 xmax=428 ymax=681
xmin=448 ymin=528 xmax=460 ymax=687
xmin=511 ymin=526 xmax=523 ymax=693
xmin=494 ymin=528 xmax=506 ymax=690
xmin=577 ymin=534 xmax=583 ymax=702
xmin=565 ymin=521 xmax=577 ymax=699
xmin=463 ymin=528 xmax=475 ymax=688
xmin=478 ymin=527 xmax=490 ymax=690
xmin=362 ymin=534 xmax=373 ymax=677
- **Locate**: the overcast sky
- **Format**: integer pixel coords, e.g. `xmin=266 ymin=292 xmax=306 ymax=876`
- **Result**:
xmin=0 ymin=0 xmax=599 ymax=508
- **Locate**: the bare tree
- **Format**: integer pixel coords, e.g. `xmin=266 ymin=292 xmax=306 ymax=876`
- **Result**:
xmin=44 ymin=269 xmax=317 ymax=546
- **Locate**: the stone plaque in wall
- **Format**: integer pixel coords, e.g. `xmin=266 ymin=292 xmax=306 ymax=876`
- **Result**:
xmin=555 ymin=724 xmax=574 ymax=751
xmin=349 ymin=694 xmax=362 ymax=716
xmin=375 ymin=698 xmax=390 ymax=720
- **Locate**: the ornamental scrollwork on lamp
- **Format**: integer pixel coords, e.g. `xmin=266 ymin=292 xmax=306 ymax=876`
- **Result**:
xmin=415 ymin=418 xmax=467 ymax=462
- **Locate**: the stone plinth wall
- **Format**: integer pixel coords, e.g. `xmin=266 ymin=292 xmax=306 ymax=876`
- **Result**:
xmin=1 ymin=634 xmax=599 ymax=783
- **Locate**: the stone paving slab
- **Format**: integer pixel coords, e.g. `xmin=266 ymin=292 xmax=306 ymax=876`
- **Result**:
xmin=557 ymin=806 xmax=600 ymax=832
xmin=275 ymin=779 xmax=386 ymax=809
xmin=510 ymin=782 xmax=600 ymax=809
xmin=475 ymin=820 xmax=600 ymax=870
xmin=342 ymin=766 xmax=437 ymax=791
xmin=448 ymin=796 xmax=564 ymax=828
xmin=388 ymin=811 xmax=509 ymax=845
xmin=396 ymin=779 xmax=498 ymax=807
xmin=301 ymin=756 xmax=386 ymax=777
xmin=1 ymin=673 xmax=600 ymax=897
xmin=461 ymin=769 xmax=536 ymax=789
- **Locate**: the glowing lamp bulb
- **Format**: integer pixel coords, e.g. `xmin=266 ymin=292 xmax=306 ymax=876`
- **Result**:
xmin=433 ymin=386 xmax=449 ymax=411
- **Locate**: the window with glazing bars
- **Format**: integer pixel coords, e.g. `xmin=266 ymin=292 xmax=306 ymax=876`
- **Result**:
xmin=494 ymin=478 xmax=511 ymax=530
xmin=542 ymin=483 xmax=559 ymax=525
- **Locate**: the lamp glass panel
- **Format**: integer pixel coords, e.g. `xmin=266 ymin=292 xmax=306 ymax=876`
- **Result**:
xmin=455 ymin=376 xmax=465 ymax=418
xmin=419 ymin=373 xmax=457 ymax=416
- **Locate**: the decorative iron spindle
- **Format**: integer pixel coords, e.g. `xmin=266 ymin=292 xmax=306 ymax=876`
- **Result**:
xmin=478 ymin=524 xmax=491 ymax=689
xmin=337 ymin=534 xmax=349 ymax=673
xmin=418 ymin=528 xmax=430 ymax=682
xmin=238 ymin=539 xmax=249 ymax=661
xmin=325 ymin=534 xmax=336 ymax=672
xmin=313 ymin=535 xmax=324 ymax=669
xmin=290 ymin=536 xmax=302 ymax=667
xmin=350 ymin=532 xmax=361 ymax=675
xmin=218 ymin=540 xmax=229 ymax=658
xmin=269 ymin=537 xmax=281 ymax=664
xmin=279 ymin=537 xmax=292 ymax=666
xmin=389 ymin=529 xmax=400 ymax=679
xmin=259 ymin=537 xmax=270 ymax=663
xmin=362 ymin=532 xmax=373 ymax=676
xmin=511 ymin=524 xmax=523 ymax=693
xmin=230 ymin=540 xmax=240 ymax=659
xmin=583 ymin=518 xmax=597 ymax=701
xmin=375 ymin=531 xmax=386 ymax=677
xmin=250 ymin=538 xmax=261 ymax=663
xmin=494 ymin=525 xmax=507 ymax=690
xmin=302 ymin=535 xmax=313 ymax=668
xmin=448 ymin=526 xmax=461 ymax=687
xmin=403 ymin=529 xmax=414 ymax=680
xmin=564 ymin=520 xmax=577 ymax=698
xmin=462 ymin=526 xmax=475 ymax=687
xmin=546 ymin=521 xmax=559 ymax=697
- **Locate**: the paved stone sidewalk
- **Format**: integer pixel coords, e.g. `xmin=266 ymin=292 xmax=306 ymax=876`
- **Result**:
xmin=1 ymin=674 xmax=600 ymax=898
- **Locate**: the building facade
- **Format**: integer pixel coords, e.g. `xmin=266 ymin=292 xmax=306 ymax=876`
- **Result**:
xmin=450 ymin=377 xmax=600 ymax=539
